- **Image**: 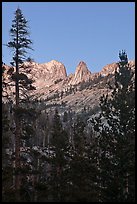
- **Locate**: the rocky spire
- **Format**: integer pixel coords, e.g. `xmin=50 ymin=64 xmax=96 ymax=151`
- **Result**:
xmin=69 ymin=61 xmax=91 ymax=85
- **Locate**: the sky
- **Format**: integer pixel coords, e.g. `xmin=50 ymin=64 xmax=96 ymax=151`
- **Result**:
xmin=2 ymin=2 xmax=135 ymax=75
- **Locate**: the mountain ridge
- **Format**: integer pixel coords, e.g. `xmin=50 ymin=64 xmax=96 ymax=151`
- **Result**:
xmin=3 ymin=59 xmax=135 ymax=113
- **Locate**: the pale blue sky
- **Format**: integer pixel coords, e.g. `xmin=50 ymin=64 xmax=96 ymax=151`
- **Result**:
xmin=2 ymin=2 xmax=135 ymax=75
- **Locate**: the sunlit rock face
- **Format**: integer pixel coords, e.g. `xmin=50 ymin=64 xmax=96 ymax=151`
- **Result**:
xmin=69 ymin=61 xmax=92 ymax=85
xmin=3 ymin=59 xmax=135 ymax=113
xmin=100 ymin=62 xmax=119 ymax=77
xmin=21 ymin=60 xmax=67 ymax=88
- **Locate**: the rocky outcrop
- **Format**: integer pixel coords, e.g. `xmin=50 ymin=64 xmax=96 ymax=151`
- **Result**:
xmin=69 ymin=61 xmax=92 ymax=85
xmin=100 ymin=62 xmax=119 ymax=77
xmin=20 ymin=60 xmax=67 ymax=88
xmin=100 ymin=60 xmax=135 ymax=77
xmin=43 ymin=60 xmax=67 ymax=80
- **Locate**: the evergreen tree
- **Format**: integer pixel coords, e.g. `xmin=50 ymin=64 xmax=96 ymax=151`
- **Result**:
xmin=73 ymin=116 xmax=86 ymax=152
xmin=49 ymin=109 xmax=69 ymax=201
xmin=66 ymin=116 xmax=100 ymax=202
xmin=63 ymin=111 xmax=68 ymax=122
xmin=6 ymin=7 xmax=33 ymax=198
xmin=91 ymin=50 xmax=135 ymax=202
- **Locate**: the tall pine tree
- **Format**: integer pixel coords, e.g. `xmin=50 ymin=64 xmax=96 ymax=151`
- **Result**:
xmin=6 ymin=7 xmax=33 ymax=196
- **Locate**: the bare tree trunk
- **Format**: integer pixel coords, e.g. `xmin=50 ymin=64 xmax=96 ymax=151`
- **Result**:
xmin=15 ymin=73 xmax=20 ymax=187
xmin=126 ymin=173 xmax=129 ymax=194
xmin=125 ymin=172 xmax=129 ymax=200
xmin=14 ymin=73 xmax=21 ymax=200
xmin=15 ymin=115 xmax=20 ymax=189
xmin=42 ymin=129 xmax=46 ymax=147
xmin=14 ymin=72 xmax=21 ymax=201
